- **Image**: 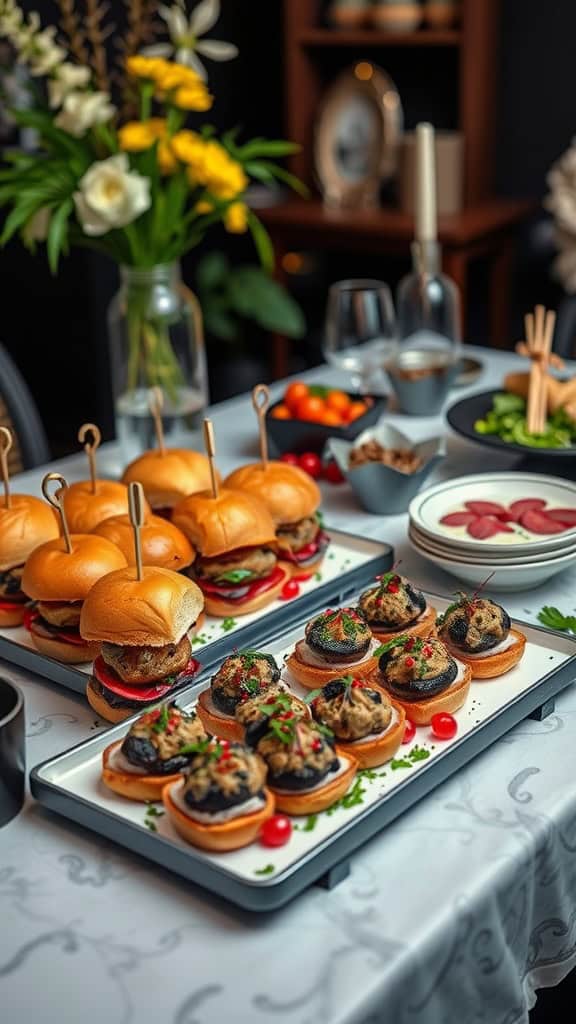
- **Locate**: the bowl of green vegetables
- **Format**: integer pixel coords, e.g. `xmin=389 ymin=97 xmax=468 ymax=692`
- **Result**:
xmin=446 ymin=390 xmax=576 ymax=457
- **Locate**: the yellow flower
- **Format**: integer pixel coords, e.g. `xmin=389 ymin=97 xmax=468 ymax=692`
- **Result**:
xmin=171 ymin=129 xmax=206 ymax=166
xmin=155 ymin=62 xmax=199 ymax=92
xmin=173 ymin=84 xmax=213 ymax=112
xmin=225 ymin=202 xmax=248 ymax=234
xmin=158 ymin=139 xmax=177 ymax=175
xmin=118 ymin=118 xmax=167 ymax=152
xmin=126 ymin=56 xmax=167 ymax=81
xmin=195 ymin=200 xmax=214 ymax=215
xmin=200 ymin=142 xmax=248 ymax=200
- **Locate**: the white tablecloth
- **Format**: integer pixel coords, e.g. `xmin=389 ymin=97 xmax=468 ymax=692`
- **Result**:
xmin=3 ymin=346 xmax=576 ymax=1024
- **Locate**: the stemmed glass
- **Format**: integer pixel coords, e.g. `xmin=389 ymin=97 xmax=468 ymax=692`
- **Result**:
xmin=322 ymin=279 xmax=397 ymax=393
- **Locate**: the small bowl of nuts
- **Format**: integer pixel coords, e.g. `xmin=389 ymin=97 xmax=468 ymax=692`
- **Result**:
xmin=328 ymin=423 xmax=446 ymax=515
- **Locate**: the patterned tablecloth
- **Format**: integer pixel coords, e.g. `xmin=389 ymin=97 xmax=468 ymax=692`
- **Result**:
xmin=3 ymin=347 xmax=576 ymax=1024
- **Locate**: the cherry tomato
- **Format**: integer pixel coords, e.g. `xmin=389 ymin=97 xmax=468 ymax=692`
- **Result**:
xmin=271 ymin=404 xmax=291 ymax=420
xmin=402 ymin=720 xmax=416 ymax=744
xmin=284 ymin=381 xmax=309 ymax=413
xmin=346 ymin=401 xmax=368 ymax=422
xmin=260 ymin=814 xmax=293 ymax=847
xmin=280 ymin=452 xmax=299 ymax=466
xmin=319 ymin=409 xmax=343 ymax=427
xmin=298 ymin=452 xmax=323 ymax=478
xmin=326 ymin=389 xmax=351 ymax=415
xmin=295 ymin=395 xmax=326 ymax=422
xmin=280 ymin=579 xmax=300 ymax=601
xmin=323 ymin=460 xmax=345 ymax=484
xmin=431 ymin=712 xmax=457 ymax=740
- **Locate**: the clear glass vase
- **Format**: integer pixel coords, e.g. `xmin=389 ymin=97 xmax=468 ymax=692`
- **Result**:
xmin=108 ymin=262 xmax=209 ymax=460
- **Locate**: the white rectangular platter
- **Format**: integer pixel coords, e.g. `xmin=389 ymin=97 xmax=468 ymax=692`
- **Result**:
xmin=31 ymin=592 xmax=576 ymax=911
xmin=0 ymin=528 xmax=392 ymax=693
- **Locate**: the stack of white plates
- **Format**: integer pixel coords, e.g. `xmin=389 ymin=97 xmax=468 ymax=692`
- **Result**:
xmin=408 ymin=472 xmax=576 ymax=591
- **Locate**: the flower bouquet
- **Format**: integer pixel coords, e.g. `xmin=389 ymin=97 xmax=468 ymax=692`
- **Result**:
xmin=0 ymin=0 xmax=303 ymax=449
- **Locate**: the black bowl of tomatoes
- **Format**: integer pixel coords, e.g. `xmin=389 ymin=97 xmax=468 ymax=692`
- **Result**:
xmin=266 ymin=382 xmax=386 ymax=456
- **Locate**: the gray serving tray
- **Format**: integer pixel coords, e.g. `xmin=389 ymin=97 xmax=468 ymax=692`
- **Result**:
xmin=31 ymin=594 xmax=576 ymax=912
xmin=0 ymin=528 xmax=392 ymax=694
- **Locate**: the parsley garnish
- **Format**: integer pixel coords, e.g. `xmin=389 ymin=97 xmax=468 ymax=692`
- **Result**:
xmin=538 ymin=606 xmax=576 ymax=633
xmin=374 ymin=634 xmax=410 ymax=659
xmin=152 ymin=705 xmax=169 ymax=733
xmin=221 ymin=617 xmax=237 ymax=632
xmin=191 ymin=633 xmax=209 ymax=646
xmin=144 ymin=804 xmax=165 ymax=831
xmin=302 ymin=813 xmax=318 ymax=832
xmin=254 ymin=864 xmax=275 ymax=876
xmin=216 ymin=569 xmax=254 ymax=584
xmin=390 ymin=758 xmax=412 ymax=770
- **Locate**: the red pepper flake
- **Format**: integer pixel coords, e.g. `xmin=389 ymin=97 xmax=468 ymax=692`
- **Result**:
xmin=422 ymin=646 xmax=433 ymax=658
xmin=312 ymin=738 xmax=322 ymax=752
xmin=351 ymin=679 xmax=364 ymax=689
xmin=405 ymin=656 xmax=415 ymax=668
xmin=404 ymin=637 xmax=415 ymax=652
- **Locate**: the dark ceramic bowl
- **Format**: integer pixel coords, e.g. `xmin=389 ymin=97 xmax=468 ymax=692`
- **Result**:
xmin=266 ymin=394 xmax=387 ymax=455
xmin=329 ymin=423 xmax=446 ymax=515
xmin=0 ymin=677 xmax=25 ymax=826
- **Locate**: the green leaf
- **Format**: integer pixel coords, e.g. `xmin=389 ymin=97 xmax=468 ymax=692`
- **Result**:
xmin=0 ymin=198 xmax=43 ymax=245
xmin=228 ymin=267 xmax=305 ymax=338
xmin=254 ymin=863 xmax=275 ymax=876
xmin=203 ymin=305 xmax=240 ymax=342
xmin=216 ymin=568 xmax=254 ymax=583
xmin=196 ymin=250 xmax=229 ymax=292
xmin=538 ymin=606 xmax=576 ymax=633
xmin=10 ymin=108 xmax=89 ymax=159
xmin=237 ymin=139 xmax=300 ymax=159
xmin=244 ymin=160 xmax=275 ymax=183
xmin=247 ymin=210 xmax=274 ymax=272
xmin=46 ymin=198 xmax=73 ymax=273
xmin=246 ymin=160 xmax=309 ymax=198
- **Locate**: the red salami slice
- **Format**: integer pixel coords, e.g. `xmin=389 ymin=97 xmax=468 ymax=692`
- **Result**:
xmin=520 ymin=510 xmax=567 ymax=535
xmin=464 ymin=501 xmax=507 ymax=516
xmin=509 ymin=499 xmax=547 ymax=515
xmin=440 ymin=512 xmax=478 ymax=527
xmin=496 ymin=511 xmax=519 ymax=523
xmin=544 ymin=509 xmax=576 ymax=526
xmin=467 ymin=516 xmax=501 ymax=539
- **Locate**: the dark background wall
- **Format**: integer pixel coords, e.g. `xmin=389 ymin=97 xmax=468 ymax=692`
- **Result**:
xmin=1 ymin=0 xmax=576 ymax=454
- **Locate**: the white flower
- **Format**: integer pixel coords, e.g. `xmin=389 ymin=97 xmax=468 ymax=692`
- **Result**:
xmin=0 ymin=0 xmax=23 ymax=40
xmin=74 ymin=154 xmax=151 ymax=237
xmin=28 ymin=26 xmax=66 ymax=76
xmin=22 ymin=206 xmax=51 ymax=245
xmin=55 ymin=90 xmax=115 ymax=136
xmin=48 ymin=63 xmax=91 ymax=108
xmin=142 ymin=0 xmax=238 ymax=80
xmin=5 ymin=9 xmax=39 ymax=51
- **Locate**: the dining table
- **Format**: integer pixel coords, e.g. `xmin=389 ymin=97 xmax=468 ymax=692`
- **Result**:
xmin=3 ymin=344 xmax=576 ymax=1024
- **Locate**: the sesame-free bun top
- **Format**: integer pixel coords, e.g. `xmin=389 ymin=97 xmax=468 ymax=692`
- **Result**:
xmin=93 ymin=513 xmax=194 ymax=571
xmin=224 ymin=461 xmax=320 ymax=525
xmin=80 ymin=566 xmax=204 ymax=647
xmin=0 ymin=494 xmax=59 ymax=571
xmin=122 ymin=449 xmax=219 ymax=509
xmin=172 ymin=488 xmax=277 ymax=558
xmin=62 ymin=480 xmax=147 ymax=533
xmin=21 ymin=534 xmax=127 ymax=602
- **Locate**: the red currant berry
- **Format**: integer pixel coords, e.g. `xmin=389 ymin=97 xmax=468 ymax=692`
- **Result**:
xmin=260 ymin=814 xmax=293 ymax=848
xmin=431 ymin=712 xmax=457 ymax=740
xmin=298 ymin=452 xmax=322 ymax=479
xmin=402 ymin=720 xmax=416 ymax=744
xmin=280 ymin=580 xmax=300 ymax=601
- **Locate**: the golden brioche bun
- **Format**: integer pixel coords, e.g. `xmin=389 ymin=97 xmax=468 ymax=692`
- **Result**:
xmin=62 ymin=480 xmax=148 ymax=533
xmin=369 ymin=663 xmax=472 ymax=726
xmin=0 ymin=494 xmax=59 ymax=571
xmin=201 ymin=562 xmax=291 ymax=618
xmin=334 ymin=699 xmax=406 ymax=769
xmin=93 ymin=513 xmax=194 ymax=571
xmin=22 ymin=534 xmax=127 ymax=602
xmin=122 ymin=449 xmax=218 ymax=509
xmin=196 ymin=689 xmax=244 ymax=742
xmin=224 ymin=461 xmax=320 ymax=525
xmin=445 ymin=629 xmax=526 ymax=679
xmin=270 ymin=755 xmax=358 ymax=815
xmin=80 ymin=565 xmax=204 ymax=647
xmin=86 ymin=677 xmax=133 ymax=722
xmin=286 ymin=643 xmax=379 ymax=690
xmin=30 ymin=629 xmax=100 ymax=664
xmin=173 ymin=487 xmax=277 ymax=557
xmin=163 ymin=782 xmax=275 ymax=851
xmin=369 ymin=606 xmax=437 ymax=643
xmin=0 ymin=604 xmax=26 ymax=627
xmin=102 ymin=741 xmax=184 ymax=801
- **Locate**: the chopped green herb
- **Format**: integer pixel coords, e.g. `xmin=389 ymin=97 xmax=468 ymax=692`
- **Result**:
xmin=217 ymin=569 xmax=254 ymax=584
xmin=408 ymin=745 xmax=430 ymax=763
xmin=314 ymin=572 xmax=323 ymax=582
xmin=221 ymin=617 xmax=237 ymax=632
xmin=538 ymin=606 xmax=576 ymax=633
xmin=145 ymin=805 xmax=165 ymax=818
xmin=254 ymin=864 xmax=275 ymax=876
xmin=374 ymin=634 xmax=410 ymax=659
xmin=390 ymin=758 xmax=413 ymax=771
xmin=153 ymin=705 xmax=170 ymax=733
xmin=145 ymin=820 xmax=157 ymax=832
xmin=304 ymin=688 xmax=322 ymax=704
xmin=302 ymin=813 xmax=318 ymax=832
xmin=191 ymin=633 xmax=209 ymax=646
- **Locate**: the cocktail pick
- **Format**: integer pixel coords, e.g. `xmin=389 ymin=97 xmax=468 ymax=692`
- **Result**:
xmin=0 ymin=426 xmax=12 ymax=509
xmin=128 ymin=481 xmax=145 ymax=581
xmin=149 ymin=387 xmax=166 ymax=457
xmin=78 ymin=423 xmax=102 ymax=495
xmin=203 ymin=418 xmax=219 ymax=499
xmin=252 ymin=384 xmax=270 ymax=470
xmin=42 ymin=472 xmax=72 ymax=553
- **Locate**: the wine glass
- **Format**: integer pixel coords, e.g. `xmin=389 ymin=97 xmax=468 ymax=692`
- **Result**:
xmin=322 ymin=279 xmax=397 ymax=393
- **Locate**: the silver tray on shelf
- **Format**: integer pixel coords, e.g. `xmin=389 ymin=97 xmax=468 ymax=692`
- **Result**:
xmin=0 ymin=528 xmax=392 ymax=694
xmin=31 ymin=592 xmax=576 ymax=911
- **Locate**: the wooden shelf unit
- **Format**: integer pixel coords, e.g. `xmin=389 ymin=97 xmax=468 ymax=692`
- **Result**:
xmin=300 ymin=28 xmax=462 ymax=48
